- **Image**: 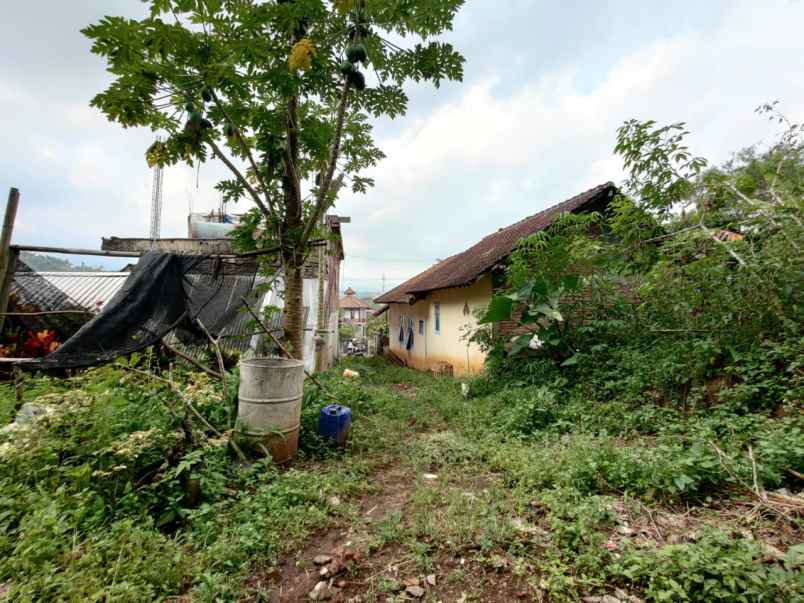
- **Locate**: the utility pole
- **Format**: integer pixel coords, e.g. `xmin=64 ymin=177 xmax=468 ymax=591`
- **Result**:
xmin=0 ymin=188 xmax=20 ymax=334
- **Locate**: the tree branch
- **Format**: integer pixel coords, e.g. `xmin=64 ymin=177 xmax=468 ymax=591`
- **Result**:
xmin=207 ymin=138 xmax=271 ymax=217
xmin=209 ymin=90 xmax=279 ymax=219
xmin=162 ymin=339 xmax=223 ymax=380
xmin=302 ymin=79 xmax=351 ymax=244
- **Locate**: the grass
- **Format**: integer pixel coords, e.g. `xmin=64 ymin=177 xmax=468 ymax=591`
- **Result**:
xmin=0 ymin=356 xmax=801 ymax=601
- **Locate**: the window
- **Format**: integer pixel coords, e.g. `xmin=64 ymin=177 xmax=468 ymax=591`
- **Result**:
xmin=434 ymin=302 xmax=441 ymax=334
xmin=418 ymin=319 xmax=424 ymax=335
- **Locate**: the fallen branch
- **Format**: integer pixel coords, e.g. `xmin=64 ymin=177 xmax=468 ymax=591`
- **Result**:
xmin=708 ymin=440 xmax=799 ymax=521
xmin=638 ymin=500 xmax=664 ymax=542
xmin=121 ymin=364 xmax=247 ymax=462
xmin=787 ymin=468 xmax=804 ymax=481
xmin=162 ymin=340 xmax=223 ymax=379
xmin=196 ymin=319 xmax=234 ymax=426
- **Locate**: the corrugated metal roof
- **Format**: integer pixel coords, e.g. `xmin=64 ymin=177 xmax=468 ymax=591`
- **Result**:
xmin=11 ymin=272 xmax=130 ymax=312
xmin=376 ymin=183 xmax=617 ymax=303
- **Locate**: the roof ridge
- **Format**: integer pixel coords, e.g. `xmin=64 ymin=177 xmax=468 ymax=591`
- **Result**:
xmin=375 ymin=182 xmax=615 ymax=304
xmin=476 ymin=181 xmax=613 ymax=242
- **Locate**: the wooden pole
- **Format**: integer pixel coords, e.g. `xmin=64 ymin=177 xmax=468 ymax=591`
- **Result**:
xmin=10 ymin=244 xmax=141 ymax=258
xmin=314 ymin=216 xmax=327 ymax=373
xmin=0 ymin=188 xmax=20 ymax=334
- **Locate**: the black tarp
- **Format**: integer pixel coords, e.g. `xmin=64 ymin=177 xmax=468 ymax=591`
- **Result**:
xmin=29 ymin=251 xmax=256 ymax=369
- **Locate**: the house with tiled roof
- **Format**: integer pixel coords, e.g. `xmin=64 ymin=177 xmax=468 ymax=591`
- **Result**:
xmin=339 ymin=287 xmax=372 ymax=338
xmin=375 ymin=182 xmax=617 ymax=376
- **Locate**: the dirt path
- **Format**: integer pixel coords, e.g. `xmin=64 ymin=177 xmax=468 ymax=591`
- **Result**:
xmin=267 ymin=465 xmax=412 ymax=602
xmin=249 ymin=435 xmax=530 ymax=602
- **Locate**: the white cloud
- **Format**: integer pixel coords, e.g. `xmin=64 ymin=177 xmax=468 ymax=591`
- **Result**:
xmin=1 ymin=0 xmax=803 ymax=288
xmin=336 ymin=0 xmax=804 ymax=292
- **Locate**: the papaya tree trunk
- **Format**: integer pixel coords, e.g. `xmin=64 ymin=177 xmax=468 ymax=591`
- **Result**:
xmin=283 ymin=262 xmax=305 ymax=361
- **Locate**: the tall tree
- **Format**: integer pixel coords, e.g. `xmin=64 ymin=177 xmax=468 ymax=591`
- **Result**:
xmin=84 ymin=0 xmax=465 ymax=357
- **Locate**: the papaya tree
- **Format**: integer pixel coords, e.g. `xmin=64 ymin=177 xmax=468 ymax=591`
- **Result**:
xmin=83 ymin=0 xmax=465 ymax=358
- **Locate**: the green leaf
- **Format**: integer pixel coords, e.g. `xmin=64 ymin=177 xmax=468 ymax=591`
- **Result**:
xmin=532 ymin=303 xmax=563 ymax=322
xmin=479 ymin=296 xmax=514 ymax=324
xmin=509 ymin=334 xmax=532 ymax=356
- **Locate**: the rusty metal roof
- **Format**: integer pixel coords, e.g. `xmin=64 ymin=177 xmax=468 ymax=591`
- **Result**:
xmin=376 ymin=182 xmax=617 ymax=304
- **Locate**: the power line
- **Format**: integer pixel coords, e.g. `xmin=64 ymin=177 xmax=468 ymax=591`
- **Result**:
xmin=341 ymin=276 xmax=409 ymax=282
xmin=346 ymin=254 xmax=437 ymax=263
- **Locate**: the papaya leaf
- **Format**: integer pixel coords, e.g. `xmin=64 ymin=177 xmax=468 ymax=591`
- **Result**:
xmin=479 ymin=296 xmax=514 ymax=324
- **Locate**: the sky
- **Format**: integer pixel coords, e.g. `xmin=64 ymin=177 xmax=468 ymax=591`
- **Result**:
xmin=1 ymin=1 xmax=803 ymax=293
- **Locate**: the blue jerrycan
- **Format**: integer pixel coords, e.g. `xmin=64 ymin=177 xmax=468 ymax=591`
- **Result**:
xmin=317 ymin=404 xmax=352 ymax=446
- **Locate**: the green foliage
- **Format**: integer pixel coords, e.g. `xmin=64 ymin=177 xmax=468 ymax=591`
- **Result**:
xmin=0 ymin=365 xmax=376 ymax=600
xmin=615 ymin=119 xmax=708 ymax=214
xmin=476 ymin=110 xmax=804 ymax=416
xmin=613 ymin=531 xmax=803 ymax=601
xmin=1 ymin=355 xmax=799 ymax=602
xmin=475 ymin=382 xmax=804 ymax=501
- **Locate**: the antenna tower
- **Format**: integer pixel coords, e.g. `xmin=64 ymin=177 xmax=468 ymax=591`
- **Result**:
xmin=149 ymin=138 xmax=164 ymax=240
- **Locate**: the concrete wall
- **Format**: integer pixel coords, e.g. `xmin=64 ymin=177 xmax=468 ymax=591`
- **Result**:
xmin=388 ymin=275 xmax=492 ymax=376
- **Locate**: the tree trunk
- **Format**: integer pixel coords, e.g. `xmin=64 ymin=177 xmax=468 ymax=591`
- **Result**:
xmin=283 ymin=262 xmax=305 ymax=361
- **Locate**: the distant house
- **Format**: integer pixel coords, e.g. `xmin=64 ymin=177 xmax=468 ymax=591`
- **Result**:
xmin=375 ymin=183 xmax=617 ymax=376
xmin=339 ymin=287 xmax=371 ymax=338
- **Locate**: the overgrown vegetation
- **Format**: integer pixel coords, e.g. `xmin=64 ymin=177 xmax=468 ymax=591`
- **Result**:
xmin=1 ymin=108 xmax=801 ymax=601
xmin=458 ymin=106 xmax=804 ymax=599
xmin=0 ymin=361 xmax=379 ymax=601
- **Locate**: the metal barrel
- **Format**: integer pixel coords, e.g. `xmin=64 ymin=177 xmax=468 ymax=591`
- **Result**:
xmin=236 ymin=357 xmax=305 ymax=463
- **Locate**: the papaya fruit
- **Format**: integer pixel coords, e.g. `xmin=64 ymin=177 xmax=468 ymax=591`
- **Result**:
xmin=185 ymin=110 xmax=203 ymax=132
xmin=334 ymin=0 xmax=356 ymax=14
xmin=185 ymin=101 xmax=196 ymax=113
xmin=339 ymin=60 xmax=356 ymax=76
xmin=224 ymin=123 xmax=236 ymax=138
xmin=346 ymin=43 xmax=367 ymax=64
xmin=348 ymin=24 xmax=371 ymax=40
xmin=347 ymin=69 xmax=366 ymax=91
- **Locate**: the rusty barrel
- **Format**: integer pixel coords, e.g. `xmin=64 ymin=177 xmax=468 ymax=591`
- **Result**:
xmin=236 ymin=357 xmax=304 ymax=462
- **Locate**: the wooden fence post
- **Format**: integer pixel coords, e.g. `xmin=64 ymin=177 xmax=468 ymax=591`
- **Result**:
xmin=0 ymin=188 xmax=20 ymax=335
